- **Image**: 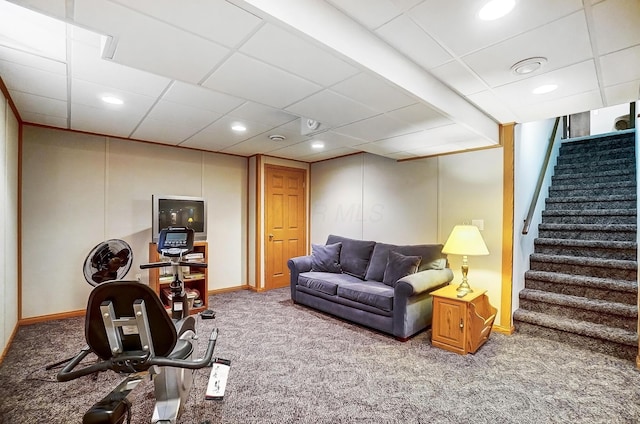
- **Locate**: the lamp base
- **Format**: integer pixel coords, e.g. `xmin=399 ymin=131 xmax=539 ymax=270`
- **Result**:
xmin=457 ymin=255 xmax=473 ymax=296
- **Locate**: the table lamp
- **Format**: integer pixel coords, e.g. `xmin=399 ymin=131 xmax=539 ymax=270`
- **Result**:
xmin=442 ymin=225 xmax=489 ymax=296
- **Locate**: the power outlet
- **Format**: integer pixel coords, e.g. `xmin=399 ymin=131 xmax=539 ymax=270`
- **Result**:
xmin=135 ymin=273 xmax=141 ymax=281
xmin=472 ymin=219 xmax=484 ymax=231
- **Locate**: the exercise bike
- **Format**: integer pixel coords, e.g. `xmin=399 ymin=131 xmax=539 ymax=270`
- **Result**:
xmin=57 ymin=227 xmax=216 ymax=424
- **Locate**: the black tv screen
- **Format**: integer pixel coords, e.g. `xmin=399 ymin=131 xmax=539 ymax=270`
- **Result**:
xmin=152 ymin=195 xmax=207 ymax=242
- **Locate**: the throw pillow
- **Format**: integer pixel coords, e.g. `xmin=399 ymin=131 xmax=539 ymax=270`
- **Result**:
xmin=326 ymin=235 xmax=376 ymax=280
xmin=382 ymin=251 xmax=422 ymax=287
xmin=311 ymin=242 xmax=342 ymax=273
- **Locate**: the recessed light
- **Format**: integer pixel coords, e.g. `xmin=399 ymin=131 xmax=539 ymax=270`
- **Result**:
xmin=101 ymin=96 xmax=123 ymax=105
xmin=231 ymin=123 xmax=247 ymax=132
xmin=511 ymin=57 xmax=547 ymax=75
xmin=478 ymin=0 xmax=516 ymax=21
xmin=311 ymin=141 xmax=325 ymax=149
xmin=532 ymin=84 xmax=558 ymax=95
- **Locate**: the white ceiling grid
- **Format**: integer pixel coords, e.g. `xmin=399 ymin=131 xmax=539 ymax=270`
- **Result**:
xmin=0 ymin=0 xmax=637 ymax=162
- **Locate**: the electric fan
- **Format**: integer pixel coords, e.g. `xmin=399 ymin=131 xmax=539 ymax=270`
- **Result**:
xmin=83 ymin=239 xmax=133 ymax=286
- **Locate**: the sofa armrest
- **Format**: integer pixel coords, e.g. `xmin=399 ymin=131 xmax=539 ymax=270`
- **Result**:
xmin=288 ymin=255 xmax=313 ymax=273
xmin=287 ymin=255 xmax=313 ymax=302
xmin=395 ymin=268 xmax=454 ymax=297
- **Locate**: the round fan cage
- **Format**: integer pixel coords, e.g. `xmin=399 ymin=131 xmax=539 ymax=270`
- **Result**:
xmin=83 ymin=239 xmax=133 ymax=287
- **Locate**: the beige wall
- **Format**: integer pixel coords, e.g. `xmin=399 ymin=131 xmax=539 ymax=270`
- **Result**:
xmin=0 ymin=91 xmax=19 ymax=357
xmin=310 ymin=149 xmax=505 ymax=326
xmin=310 ymin=153 xmax=439 ymax=244
xmin=21 ymin=126 xmax=247 ymax=319
xmin=437 ymin=148 xmax=504 ymax=326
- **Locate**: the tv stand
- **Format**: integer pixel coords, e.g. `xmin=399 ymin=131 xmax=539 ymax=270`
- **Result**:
xmin=148 ymin=241 xmax=208 ymax=315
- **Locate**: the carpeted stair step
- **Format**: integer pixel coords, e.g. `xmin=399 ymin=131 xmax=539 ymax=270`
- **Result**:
xmin=552 ymin=168 xmax=636 ymax=185
xmin=513 ymin=309 xmax=637 ymax=360
xmin=559 ymin=131 xmax=634 ymax=154
xmin=537 ymin=223 xmax=636 ymax=241
xmin=524 ymin=270 xmax=637 ymax=305
xmin=529 ymin=253 xmax=637 ymax=280
xmin=548 ymin=180 xmax=636 ymax=197
xmin=545 ymin=194 xmax=636 ymax=211
xmin=533 ymin=238 xmax=637 ymax=260
xmin=518 ymin=289 xmax=637 ymax=331
xmin=518 ymin=130 xmax=637 ymax=361
xmin=542 ymin=209 xmax=637 ymax=225
xmin=557 ymin=146 xmax=635 ymax=166
xmin=553 ymin=157 xmax=635 ymax=176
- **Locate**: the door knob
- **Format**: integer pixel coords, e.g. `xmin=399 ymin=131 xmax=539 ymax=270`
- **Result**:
xmin=269 ymin=234 xmax=274 ymax=240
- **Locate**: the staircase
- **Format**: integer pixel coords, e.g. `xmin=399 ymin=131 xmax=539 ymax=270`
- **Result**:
xmin=513 ymin=130 xmax=638 ymax=361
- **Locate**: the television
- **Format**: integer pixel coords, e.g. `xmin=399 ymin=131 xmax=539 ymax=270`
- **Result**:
xmin=152 ymin=194 xmax=207 ymax=243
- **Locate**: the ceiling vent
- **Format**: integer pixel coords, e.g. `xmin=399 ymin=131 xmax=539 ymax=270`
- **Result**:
xmin=268 ymin=134 xmax=286 ymax=142
xmin=510 ymin=57 xmax=547 ymax=75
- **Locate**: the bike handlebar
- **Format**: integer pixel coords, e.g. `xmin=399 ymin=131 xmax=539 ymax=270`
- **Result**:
xmin=57 ymin=329 xmax=219 ymax=382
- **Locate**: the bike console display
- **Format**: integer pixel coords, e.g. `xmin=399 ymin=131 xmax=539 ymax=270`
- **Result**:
xmin=157 ymin=227 xmax=194 ymax=257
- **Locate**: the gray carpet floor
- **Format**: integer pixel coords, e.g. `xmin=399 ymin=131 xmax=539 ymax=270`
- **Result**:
xmin=1 ymin=288 xmax=640 ymax=423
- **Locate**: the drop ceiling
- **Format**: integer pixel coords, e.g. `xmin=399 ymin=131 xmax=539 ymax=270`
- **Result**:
xmin=0 ymin=0 xmax=638 ymax=162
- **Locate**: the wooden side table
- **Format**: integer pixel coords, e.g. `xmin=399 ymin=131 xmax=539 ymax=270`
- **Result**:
xmin=431 ymin=284 xmax=497 ymax=355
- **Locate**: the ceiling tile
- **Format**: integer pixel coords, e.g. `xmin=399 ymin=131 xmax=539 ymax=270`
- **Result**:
xmin=71 ymin=78 xmax=157 ymax=112
xmin=203 ymin=53 xmax=322 ymax=109
xmin=599 ymin=45 xmax=640 ymax=87
xmin=0 ymin=45 xmax=66 ymax=75
xmin=462 ymin=12 xmax=593 ymax=88
xmin=131 ymin=116 xmax=207 ymax=145
xmin=514 ymin=90 xmax=603 ymax=122
xmin=334 ymin=114 xmax=420 ymax=141
xmin=6 ymin=0 xmax=66 ymax=19
xmin=180 ymin=115 xmax=274 ymax=151
xmin=604 ymin=80 xmax=640 ymax=107
xmin=591 ymin=0 xmax=640 ymax=55
xmin=110 ymin=0 xmax=263 ymax=48
xmin=285 ymin=89 xmax=378 ymax=127
xmin=0 ymin=58 xmax=67 ymax=99
xmin=145 ymin=100 xmax=222 ymax=130
xmin=162 ymin=81 xmax=244 ymax=114
xmin=20 ymin=110 xmax=68 ymax=128
xmin=372 ymin=123 xmax=481 ymax=152
xmin=71 ymin=35 xmax=171 ymax=97
xmin=386 ymin=103 xmax=452 ymax=130
xmin=298 ymin=146 xmax=359 ymax=162
xmin=70 ymin=102 xmax=144 ymax=137
xmin=74 ymin=0 xmax=230 ymax=84
xmin=410 ymin=0 xmax=583 ymax=56
xmin=466 ymin=90 xmax=520 ymax=123
xmin=331 ymin=72 xmax=417 ymax=113
xmin=0 ymin=0 xmax=66 ymax=60
xmin=9 ymin=90 xmax=67 ymax=118
xmin=375 ymin=14 xmax=452 ymax=70
xmin=492 ymin=60 xmax=600 ymax=111
xmin=239 ymin=23 xmax=359 ymax=87
xmin=228 ymin=102 xmax=298 ymax=127
xmin=327 ymin=0 xmax=402 ymax=29
xmin=430 ymin=60 xmax=487 ymax=96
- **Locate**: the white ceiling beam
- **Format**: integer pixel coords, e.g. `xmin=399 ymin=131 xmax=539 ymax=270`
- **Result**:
xmin=233 ymin=0 xmax=499 ymax=145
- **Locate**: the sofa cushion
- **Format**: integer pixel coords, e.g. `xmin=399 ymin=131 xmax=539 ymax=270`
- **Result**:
xmin=382 ymin=251 xmax=422 ymax=287
xmin=365 ymin=243 xmax=445 ymax=282
xmin=298 ymin=273 xmax=338 ymax=296
xmin=297 ymin=271 xmax=363 ymax=296
xmin=326 ymin=235 xmax=376 ymax=280
xmin=311 ymin=242 xmax=342 ymax=273
xmin=337 ymin=281 xmax=394 ymax=312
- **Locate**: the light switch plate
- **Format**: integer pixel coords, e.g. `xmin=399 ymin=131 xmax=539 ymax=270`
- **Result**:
xmin=472 ymin=219 xmax=484 ymax=231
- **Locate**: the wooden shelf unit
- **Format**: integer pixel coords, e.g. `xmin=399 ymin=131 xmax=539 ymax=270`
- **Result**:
xmin=148 ymin=241 xmax=208 ymax=315
xmin=430 ymin=284 xmax=497 ymax=355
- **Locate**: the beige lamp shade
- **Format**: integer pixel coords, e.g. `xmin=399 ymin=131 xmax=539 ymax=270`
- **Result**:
xmin=442 ymin=225 xmax=489 ymax=256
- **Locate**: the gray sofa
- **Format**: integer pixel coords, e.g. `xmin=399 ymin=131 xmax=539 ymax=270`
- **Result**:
xmin=288 ymin=235 xmax=454 ymax=340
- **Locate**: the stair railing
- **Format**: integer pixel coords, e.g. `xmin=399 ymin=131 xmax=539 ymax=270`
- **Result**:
xmin=522 ymin=117 xmax=561 ymax=235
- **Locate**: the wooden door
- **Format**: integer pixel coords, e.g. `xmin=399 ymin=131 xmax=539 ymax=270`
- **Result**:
xmin=265 ymin=165 xmax=306 ymax=290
